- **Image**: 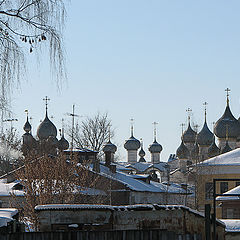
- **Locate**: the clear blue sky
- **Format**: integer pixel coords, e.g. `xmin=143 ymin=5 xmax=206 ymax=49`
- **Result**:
xmin=10 ymin=0 xmax=240 ymax=161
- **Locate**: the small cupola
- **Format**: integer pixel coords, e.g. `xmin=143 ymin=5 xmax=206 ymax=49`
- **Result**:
xmin=196 ymin=102 xmax=214 ymax=147
xmin=176 ymin=140 xmax=189 ymax=159
xmin=138 ymin=139 xmax=146 ymax=162
xmin=37 ymin=96 xmax=57 ymax=140
xmin=214 ymin=89 xmax=240 ymax=139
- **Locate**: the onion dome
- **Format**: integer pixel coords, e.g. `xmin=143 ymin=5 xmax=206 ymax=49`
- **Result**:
xmin=214 ymin=101 xmax=240 ymax=139
xmin=220 ymin=141 xmax=232 ymax=154
xmin=139 ymin=147 xmax=145 ymax=157
xmin=139 ymin=156 xmax=146 ymax=162
xmin=58 ymin=135 xmax=69 ymax=150
xmin=208 ymin=138 xmax=220 ymax=158
xmin=103 ymin=140 xmax=117 ymax=153
xmin=23 ymin=116 xmax=31 ymax=133
xmin=182 ymin=122 xmax=197 ymax=143
xmin=124 ymin=136 xmax=140 ymax=150
xmin=46 ymin=136 xmax=58 ymax=147
xmin=37 ymin=112 xmax=57 ymax=140
xmin=196 ymin=122 xmax=214 ymax=147
xmin=176 ymin=140 xmax=190 ymax=159
xmin=148 ymin=140 xmax=163 ymax=153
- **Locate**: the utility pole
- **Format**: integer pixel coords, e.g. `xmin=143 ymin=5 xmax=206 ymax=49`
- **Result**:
xmin=66 ymin=105 xmax=80 ymax=159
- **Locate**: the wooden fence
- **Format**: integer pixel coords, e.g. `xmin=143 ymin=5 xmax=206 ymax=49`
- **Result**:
xmin=1 ymin=230 xmax=202 ymax=240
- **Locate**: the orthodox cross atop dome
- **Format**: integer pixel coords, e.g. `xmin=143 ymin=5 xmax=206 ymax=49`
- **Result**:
xmin=180 ymin=123 xmax=185 ymax=136
xmin=186 ymin=108 xmax=192 ymax=123
xmin=130 ymin=118 xmax=134 ymax=137
xmin=225 ymin=88 xmax=230 ymax=106
xmin=43 ymin=96 xmax=50 ymax=112
xmin=203 ymin=101 xmax=208 ymax=121
xmin=25 ymin=109 xmax=28 ymax=117
xmin=153 ymin=121 xmax=158 ymax=141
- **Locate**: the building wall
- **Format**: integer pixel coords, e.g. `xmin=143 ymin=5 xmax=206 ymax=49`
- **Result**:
xmin=130 ymin=192 xmax=186 ymax=205
xmin=222 ymin=201 xmax=240 ymax=219
xmin=196 ymin=170 xmax=240 ymax=218
xmin=36 ymin=205 xmax=225 ymax=239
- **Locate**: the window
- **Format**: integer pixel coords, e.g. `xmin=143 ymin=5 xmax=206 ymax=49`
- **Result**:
xmin=205 ymin=182 xmax=213 ymax=200
xmin=220 ymin=182 xmax=228 ymax=194
xmin=227 ymin=209 xmax=234 ymax=218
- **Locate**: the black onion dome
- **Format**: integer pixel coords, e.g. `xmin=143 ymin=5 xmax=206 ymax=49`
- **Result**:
xmin=139 ymin=157 xmax=146 ymax=162
xmin=148 ymin=140 xmax=163 ymax=153
xmin=182 ymin=123 xmax=197 ymax=143
xmin=37 ymin=113 xmax=57 ymax=140
xmin=58 ymin=135 xmax=69 ymax=150
xmin=214 ymin=105 xmax=240 ymax=139
xmin=220 ymin=141 xmax=232 ymax=154
xmin=23 ymin=117 xmax=31 ymax=133
xmin=176 ymin=140 xmax=190 ymax=159
xmin=103 ymin=140 xmax=117 ymax=153
xmin=208 ymin=140 xmax=220 ymax=158
xmin=124 ymin=136 xmax=140 ymax=150
xmin=196 ymin=121 xmax=214 ymax=146
xmin=139 ymin=147 xmax=145 ymax=157
xmin=23 ymin=132 xmax=36 ymax=145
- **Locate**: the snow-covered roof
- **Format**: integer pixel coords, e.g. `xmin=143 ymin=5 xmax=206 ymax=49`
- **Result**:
xmin=34 ymin=204 xmax=224 ymax=226
xmin=0 ymin=208 xmax=18 ymax=228
xmin=0 ymin=179 xmax=24 ymax=197
xmin=125 ymin=162 xmax=167 ymax=172
xmin=199 ymin=148 xmax=240 ymax=166
xmin=220 ymin=219 xmax=240 ymax=232
xmin=216 ymin=185 xmax=240 ymax=201
xmin=64 ymin=148 xmax=98 ymax=153
xmin=78 ymin=187 xmax=107 ymax=196
xmin=93 ymin=164 xmax=185 ymax=194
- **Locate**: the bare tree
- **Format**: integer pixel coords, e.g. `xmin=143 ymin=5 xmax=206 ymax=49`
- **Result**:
xmin=0 ymin=0 xmax=67 ymax=109
xmin=68 ymin=113 xmax=115 ymax=154
xmin=0 ymin=127 xmax=23 ymax=175
xmin=14 ymin=153 xmax=108 ymax=230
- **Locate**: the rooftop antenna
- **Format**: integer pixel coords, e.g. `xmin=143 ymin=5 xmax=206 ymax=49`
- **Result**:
xmin=3 ymin=118 xmax=18 ymax=131
xmin=66 ymin=104 xmax=80 ymax=151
